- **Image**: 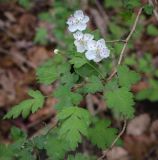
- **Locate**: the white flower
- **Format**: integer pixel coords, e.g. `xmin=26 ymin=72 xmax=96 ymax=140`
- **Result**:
xmin=67 ymin=10 xmax=89 ymax=32
xmin=85 ymin=39 xmax=110 ymax=62
xmin=73 ymin=31 xmax=94 ymax=53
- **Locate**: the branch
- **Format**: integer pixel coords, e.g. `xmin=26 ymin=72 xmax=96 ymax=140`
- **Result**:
xmin=107 ymin=7 xmax=143 ymax=81
xmin=98 ymin=7 xmax=143 ymax=160
xmin=105 ymin=39 xmax=126 ymax=43
xmin=98 ymin=120 xmax=127 ymax=160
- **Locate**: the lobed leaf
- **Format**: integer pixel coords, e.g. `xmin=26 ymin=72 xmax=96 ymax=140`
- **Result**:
xmin=4 ymin=90 xmax=44 ymax=119
xmin=57 ymin=107 xmax=91 ymax=149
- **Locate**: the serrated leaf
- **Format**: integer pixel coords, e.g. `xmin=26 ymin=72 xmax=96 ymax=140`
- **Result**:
xmin=105 ymin=87 xmax=135 ymax=118
xmin=136 ymin=80 xmax=158 ymax=102
xmin=53 ymin=85 xmax=82 ymax=110
xmin=61 ymin=72 xmax=79 ymax=88
xmin=83 ymin=76 xmax=103 ymax=93
xmin=4 ymin=90 xmax=44 ymax=119
xmin=144 ymin=4 xmax=153 ymax=15
xmin=147 ymin=25 xmax=158 ymax=36
xmin=69 ymin=56 xmax=87 ymax=68
xmin=57 ymin=107 xmax=91 ymax=149
xmin=67 ymin=153 xmax=95 ymax=160
xmin=75 ymin=64 xmax=99 ymax=78
xmin=36 ymin=55 xmax=68 ymax=85
xmin=118 ymin=65 xmax=140 ymax=88
xmin=88 ymin=119 xmax=121 ymax=149
xmin=45 ymin=130 xmax=69 ymax=160
xmin=10 ymin=127 xmax=26 ymax=141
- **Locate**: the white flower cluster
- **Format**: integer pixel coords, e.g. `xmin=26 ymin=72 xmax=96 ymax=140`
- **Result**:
xmin=67 ymin=10 xmax=110 ymax=62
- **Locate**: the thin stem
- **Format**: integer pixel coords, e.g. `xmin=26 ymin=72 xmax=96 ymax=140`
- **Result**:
xmin=118 ymin=7 xmax=143 ymax=65
xmin=107 ymin=7 xmax=143 ymax=81
xmin=98 ymin=120 xmax=127 ymax=160
xmin=87 ymin=61 xmax=105 ymax=79
xmin=105 ymin=39 xmax=126 ymax=43
xmin=98 ymin=7 xmax=143 ymax=160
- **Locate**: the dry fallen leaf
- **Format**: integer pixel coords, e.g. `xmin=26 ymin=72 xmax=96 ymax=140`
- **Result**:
xmin=150 ymin=119 xmax=158 ymax=141
xmin=106 ymin=147 xmax=129 ymax=160
xmin=126 ymin=114 xmax=151 ymax=136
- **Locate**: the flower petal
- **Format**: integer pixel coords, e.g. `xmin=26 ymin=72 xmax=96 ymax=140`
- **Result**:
xmin=85 ymin=50 xmax=96 ymax=60
xmin=82 ymin=16 xmax=89 ymax=23
xmin=93 ymin=55 xmax=103 ymax=62
xmin=68 ymin=25 xmax=77 ymax=32
xmin=73 ymin=31 xmax=83 ymax=40
xmin=99 ymin=48 xmax=110 ymax=58
xmin=77 ymin=23 xmax=87 ymax=31
xmin=74 ymin=10 xmax=84 ymax=19
xmin=97 ymin=39 xmax=106 ymax=49
xmin=74 ymin=40 xmax=85 ymax=53
xmin=87 ymin=40 xmax=97 ymax=50
xmin=84 ymin=33 xmax=94 ymax=41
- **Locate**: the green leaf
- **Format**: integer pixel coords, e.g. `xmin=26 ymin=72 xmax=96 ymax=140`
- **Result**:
xmin=88 ymin=119 xmax=121 ymax=149
xmin=53 ymin=85 xmax=82 ymax=110
xmin=18 ymin=0 xmax=32 ymax=9
xmin=36 ymin=55 xmax=68 ymax=85
xmin=75 ymin=64 xmax=99 ymax=78
xmin=69 ymin=55 xmax=87 ymax=68
xmin=117 ymin=65 xmax=140 ymax=88
xmin=108 ymin=22 xmax=124 ymax=38
xmin=105 ymin=87 xmax=135 ymax=118
xmin=136 ymin=80 xmax=158 ymax=102
xmin=34 ymin=27 xmax=48 ymax=45
xmin=4 ymin=90 xmax=44 ymax=119
xmin=123 ymin=0 xmax=141 ymax=9
xmin=147 ymin=25 xmax=158 ymax=36
xmin=144 ymin=4 xmax=153 ymax=15
xmin=104 ymin=0 xmax=122 ymax=8
xmin=38 ymin=12 xmax=53 ymax=23
xmin=0 ymin=144 xmax=13 ymax=160
xmin=57 ymin=107 xmax=91 ymax=149
xmin=67 ymin=153 xmax=95 ymax=160
xmin=61 ymin=72 xmax=79 ymax=88
xmin=45 ymin=129 xmax=70 ymax=160
xmin=10 ymin=127 xmax=26 ymax=141
xmin=83 ymin=76 xmax=103 ymax=93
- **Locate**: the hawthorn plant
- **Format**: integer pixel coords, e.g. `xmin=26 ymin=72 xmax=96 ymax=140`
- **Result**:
xmin=1 ymin=3 xmax=154 ymax=160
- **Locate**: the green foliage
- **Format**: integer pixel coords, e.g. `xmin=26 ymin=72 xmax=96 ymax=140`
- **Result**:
xmin=36 ymin=54 xmax=68 ymax=85
xmin=123 ymin=0 xmax=141 ymax=10
xmin=10 ymin=127 xmax=26 ymax=141
xmin=0 ymin=144 xmax=14 ymax=160
xmin=75 ymin=64 xmax=99 ymax=78
xmin=67 ymin=153 xmax=95 ymax=160
xmin=104 ymin=0 xmax=122 ymax=8
xmin=45 ymin=129 xmax=70 ymax=160
xmin=147 ymin=24 xmax=158 ymax=36
xmin=88 ymin=119 xmax=121 ymax=149
xmin=0 ymin=127 xmax=35 ymax=160
xmin=83 ymin=76 xmax=104 ymax=93
xmin=108 ymin=22 xmax=124 ymax=38
xmin=117 ymin=65 xmax=140 ymax=89
xmin=144 ymin=4 xmax=153 ymax=15
xmin=34 ymin=27 xmax=48 ymax=45
xmin=53 ymin=85 xmax=82 ymax=110
xmin=4 ymin=90 xmax=44 ymax=119
xmin=69 ymin=55 xmax=87 ymax=68
xmin=136 ymin=79 xmax=158 ymax=102
xmin=18 ymin=0 xmax=32 ymax=9
xmin=57 ymin=107 xmax=91 ymax=149
xmin=105 ymin=87 xmax=135 ymax=119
